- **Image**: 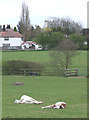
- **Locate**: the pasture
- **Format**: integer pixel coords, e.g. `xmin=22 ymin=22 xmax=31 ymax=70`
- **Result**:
xmin=2 ymin=51 xmax=87 ymax=67
xmin=2 ymin=50 xmax=87 ymax=76
xmin=2 ymin=75 xmax=87 ymax=118
xmin=2 ymin=50 xmax=87 ymax=118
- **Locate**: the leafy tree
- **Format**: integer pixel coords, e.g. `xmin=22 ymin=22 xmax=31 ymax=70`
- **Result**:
xmin=70 ymin=34 xmax=87 ymax=50
xmin=14 ymin=27 xmax=17 ymax=32
xmin=43 ymin=26 xmax=51 ymax=33
xmin=34 ymin=31 xmax=64 ymax=49
xmin=35 ymin=32 xmax=49 ymax=50
xmin=48 ymin=32 xmax=64 ymax=49
xmin=33 ymin=25 xmax=42 ymax=37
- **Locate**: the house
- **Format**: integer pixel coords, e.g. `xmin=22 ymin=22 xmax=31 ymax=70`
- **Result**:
xmin=0 ymin=25 xmax=23 ymax=50
xmin=21 ymin=41 xmax=42 ymax=50
xmin=81 ymin=28 xmax=89 ymax=36
xmin=81 ymin=28 xmax=89 ymax=45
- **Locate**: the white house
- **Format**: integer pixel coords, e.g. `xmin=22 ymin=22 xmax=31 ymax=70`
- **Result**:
xmin=0 ymin=28 xmax=23 ymax=50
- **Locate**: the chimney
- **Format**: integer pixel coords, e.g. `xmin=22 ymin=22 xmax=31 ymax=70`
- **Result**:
xmin=6 ymin=24 xmax=10 ymax=29
xmin=2 ymin=25 xmax=5 ymax=31
xmin=0 ymin=25 xmax=2 ymax=32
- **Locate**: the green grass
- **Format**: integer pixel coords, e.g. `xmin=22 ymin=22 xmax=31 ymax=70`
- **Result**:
xmin=71 ymin=51 xmax=87 ymax=68
xmin=2 ymin=50 xmax=87 ymax=76
xmin=2 ymin=51 xmax=51 ymax=63
xmin=2 ymin=50 xmax=87 ymax=68
xmin=2 ymin=75 xmax=87 ymax=118
xmin=2 ymin=50 xmax=87 ymax=118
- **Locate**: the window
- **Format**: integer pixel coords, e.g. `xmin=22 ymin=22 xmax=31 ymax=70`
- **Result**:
xmin=3 ymin=44 xmax=10 ymax=47
xmin=21 ymin=37 xmax=24 ymax=41
xmin=4 ymin=37 xmax=9 ymax=41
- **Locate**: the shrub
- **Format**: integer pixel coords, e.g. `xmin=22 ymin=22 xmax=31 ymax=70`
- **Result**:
xmin=2 ymin=60 xmax=44 ymax=75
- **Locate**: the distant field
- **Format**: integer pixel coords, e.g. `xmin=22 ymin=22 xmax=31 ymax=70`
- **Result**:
xmin=71 ymin=51 xmax=87 ymax=68
xmin=2 ymin=50 xmax=87 ymax=76
xmin=2 ymin=50 xmax=87 ymax=68
xmin=2 ymin=75 xmax=87 ymax=118
xmin=2 ymin=51 xmax=51 ymax=63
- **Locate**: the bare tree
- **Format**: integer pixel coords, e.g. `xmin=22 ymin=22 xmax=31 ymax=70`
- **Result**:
xmin=49 ymin=38 xmax=78 ymax=72
xmin=17 ymin=2 xmax=31 ymax=41
xmin=45 ymin=17 xmax=82 ymax=35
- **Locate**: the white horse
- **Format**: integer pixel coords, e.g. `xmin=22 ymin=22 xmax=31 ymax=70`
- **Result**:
xmin=14 ymin=95 xmax=43 ymax=104
xmin=41 ymin=102 xmax=66 ymax=109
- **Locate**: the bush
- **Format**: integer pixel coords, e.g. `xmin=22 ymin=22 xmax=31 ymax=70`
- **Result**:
xmin=2 ymin=60 xmax=44 ymax=75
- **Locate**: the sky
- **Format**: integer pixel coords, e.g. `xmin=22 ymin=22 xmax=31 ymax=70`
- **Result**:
xmin=0 ymin=0 xmax=88 ymax=28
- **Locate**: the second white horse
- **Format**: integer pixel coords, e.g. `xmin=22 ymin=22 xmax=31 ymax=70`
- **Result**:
xmin=41 ymin=102 xmax=66 ymax=109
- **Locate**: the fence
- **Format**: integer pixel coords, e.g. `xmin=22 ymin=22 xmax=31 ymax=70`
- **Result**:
xmin=64 ymin=69 xmax=78 ymax=76
xmin=2 ymin=68 xmax=79 ymax=77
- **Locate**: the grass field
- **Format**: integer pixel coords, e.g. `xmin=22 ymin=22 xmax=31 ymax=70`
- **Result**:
xmin=2 ymin=51 xmax=51 ymax=63
xmin=2 ymin=50 xmax=87 ymax=118
xmin=2 ymin=75 xmax=87 ymax=118
xmin=2 ymin=50 xmax=87 ymax=68
xmin=2 ymin=50 xmax=87 ymax=76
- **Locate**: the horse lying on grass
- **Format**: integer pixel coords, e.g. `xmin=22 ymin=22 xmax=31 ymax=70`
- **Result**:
xmin=41 ymin=102 xmax=66 ymax=109
xmin=14 ymin=95 xmax=43 ymax=104
xmin=14 ymin=95 xmax=66 ymax=109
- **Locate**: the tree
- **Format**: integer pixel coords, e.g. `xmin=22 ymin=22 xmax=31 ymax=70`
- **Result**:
xmin=45 ymin=17 xmax=82 ymax=35
xmin=31 ymin=25 xmax=42 ymax=38
xmin=48 ymin=32 xmax=64 ymax=49
xmin=14 ymin=27 xmax=17 ymax=32
xmin=49 ymin=38 xmax=78 ymax=72
xmin=43 ymin=26 xmax=51 ymax=33
xmin=17 ymin=2 xmax=31 ymax=41
xmin=35 ymin=32 xmax=49 ymax=50
xmin=70 ymin=34 xmax=87 ymax=50
xmin=34 ymin=31 xmax=64 ymax=50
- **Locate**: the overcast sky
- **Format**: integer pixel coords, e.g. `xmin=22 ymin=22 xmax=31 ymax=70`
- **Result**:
xmin=0 ymin=0 xmax=88 ymax=28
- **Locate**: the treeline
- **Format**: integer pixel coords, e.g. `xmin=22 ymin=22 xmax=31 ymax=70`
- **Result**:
xmin=17 ymin=2 xmax=87 ymax=50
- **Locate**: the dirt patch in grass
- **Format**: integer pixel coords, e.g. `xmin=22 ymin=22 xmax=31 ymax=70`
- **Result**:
xmin=68 ymin=76 xmax=86 ymax=78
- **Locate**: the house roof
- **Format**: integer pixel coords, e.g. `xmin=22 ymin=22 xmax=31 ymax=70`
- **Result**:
xmin=0 ymin=29 xmax=23 ymax=37
xmin=22 ymin=41 xmax=36 ymax=45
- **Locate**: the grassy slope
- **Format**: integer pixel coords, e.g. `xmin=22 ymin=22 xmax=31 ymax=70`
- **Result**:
xmin=71 ymin=51 xmax=87 ymax=76
xmin=2 ymin=51 xmax=51 ymax=63
xmin=71 ymin=51 xmax=87 ymax=68
xmin=2 ymin=75 xmax=87 ymax=118
xmin=2 ymin=50 xmax=87 ymax=68
xmin=2 ymin=50 xmax=87 ymax=76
